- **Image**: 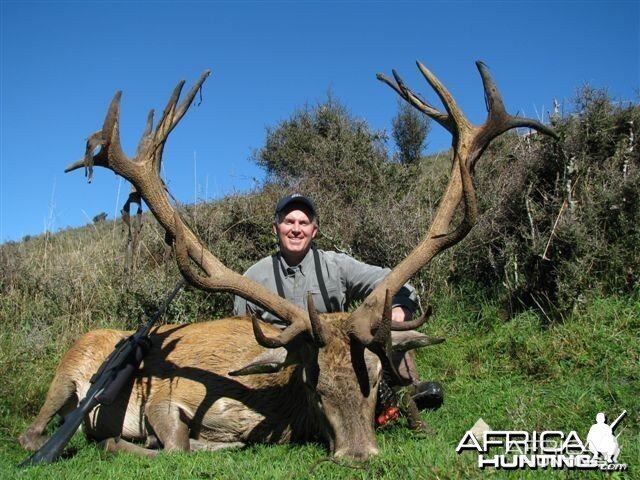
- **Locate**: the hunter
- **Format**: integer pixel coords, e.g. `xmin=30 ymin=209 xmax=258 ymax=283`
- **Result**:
xmin=233 ymin=193 xmax=443 ymax=415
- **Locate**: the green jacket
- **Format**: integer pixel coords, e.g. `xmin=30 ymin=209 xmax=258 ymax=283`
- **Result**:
xmin=233 ymin=248 xmax=417 ymax=328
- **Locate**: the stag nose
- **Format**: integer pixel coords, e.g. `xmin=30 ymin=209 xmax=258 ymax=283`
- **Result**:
xmin=334 ymin=444 xmax=379 ymax=461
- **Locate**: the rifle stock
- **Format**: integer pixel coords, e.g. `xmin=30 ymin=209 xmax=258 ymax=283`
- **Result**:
xmin=20 ymin=280 xmax=185 ymax=467
xmin=20 ymin=337 xmax=140 ymax=466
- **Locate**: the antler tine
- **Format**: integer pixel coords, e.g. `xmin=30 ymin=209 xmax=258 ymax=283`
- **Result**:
xmin=233 ymin=293 xmax=323 ymax=350
xmin=476 ymin=61 xmax=506 ymax=121
xmin=149 ymin=71 xmax=211 ymax=173
xmin=153 ymin=71 xmax=211 ymax=147
xmin=416 ymin=61 xmax=471 ymax=135
xmin=350 ymin=61 xmax=558 ymax=339
xmin=65 ymin=90 xmax=139 ymax=178
xmin=474 ymin=61 xmax=559 ymax=153
xmin=353 ymin=290 xmax=412 ymax=386
xmin=391 ymin=69 xmax=414 ymax=103
xmin=136 ymin=110 xmax=155 ymax=157
xmin=390 ymin=305 xmax=432 ymax=331
xmin=64 ymin=90 xmax=128 ymax=178
xmin=102 ymin=90 xmax=123 ymax=141
xmin=251 ymin=315 xmax=286 ymax=349
xmin=376 ymin=71 xmax=452 ymax=131
xmin=149 ymin=79 xmax=183 ymax=171
xmin=172 ymin=70 xmax=211 ymax=129
xmin=154 ymin=79 xmax=186 ymax=142
xmin=370 ymin=290 xmax=393 ymax=345
xmin=247 ymin=292 xmax=327 ymax=350
xmin=251 ymin=315 xmax=310 ymax=349
xmin=100 ymin=89 xmax=130 ymax=172
xmin=79 ymin=132 xmax=101 ymax=182
xmin=308 ymin=293 xmax=329 ymax=347
xmin=66 ymin=71 xmax=313 ymax=346
xmin=349 ymin=290 xmax=392 ymax=346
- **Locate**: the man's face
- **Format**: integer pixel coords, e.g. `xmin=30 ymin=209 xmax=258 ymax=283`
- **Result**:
xmin=274 ymin=207 xmax=318 ymax=261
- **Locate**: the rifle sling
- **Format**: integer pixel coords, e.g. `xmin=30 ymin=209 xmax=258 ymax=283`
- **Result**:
xmin=95 ymin=338 xmax=151 ymax=405
xmin=272 ymin=253 xmax=286 ymax=298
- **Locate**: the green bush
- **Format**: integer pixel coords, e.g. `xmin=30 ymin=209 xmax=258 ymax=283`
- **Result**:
xmin=447 ymin=89 xmax=639 ymax=317
xmin=392 ymin=99 xmax=431 ymax=164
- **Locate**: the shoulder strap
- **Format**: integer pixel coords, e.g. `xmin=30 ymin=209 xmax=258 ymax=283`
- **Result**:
xmin=312 ymin=247 xmax=336 ymax=313
xmin=271 ymin=253 xmax=285 ymax=298
xmin=273 ymin=249 xmax=338 ymax=313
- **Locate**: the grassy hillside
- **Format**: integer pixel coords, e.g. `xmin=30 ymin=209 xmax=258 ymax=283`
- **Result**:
xmin=0 ymin=88 xmax=638 ymax=478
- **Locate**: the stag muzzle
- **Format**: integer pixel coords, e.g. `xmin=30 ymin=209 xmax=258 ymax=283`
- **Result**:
xmin=330 ymin=416 xmax=379 ymax=460
xmin=324 ymin=386 xmax=380 ymax=460
xmin=333 ymin=443 xmax=379 ymax=461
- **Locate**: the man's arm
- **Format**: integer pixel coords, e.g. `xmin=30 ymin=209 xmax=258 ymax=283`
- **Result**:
xmin=232 ymin=256 xmax=290 ymax=328
xmin=392 ymin=306 xmax=412 ymax=322
xmin=232 ymin=257 xmax=272 ymax=317
xmin=233 ymin=295 xmax=252 ymax=316
xmin=331 ymin=252 xmax=418 ymax=317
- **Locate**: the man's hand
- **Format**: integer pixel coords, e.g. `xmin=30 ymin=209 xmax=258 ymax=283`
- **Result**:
xmin=391 ymin=306 xmax=412 ymax=323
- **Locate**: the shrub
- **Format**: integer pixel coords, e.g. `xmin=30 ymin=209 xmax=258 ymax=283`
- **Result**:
xmin=392 ymin=100 xmax=431 ymax=164
xmin=449 ymin=89 xmax=639 ymax=317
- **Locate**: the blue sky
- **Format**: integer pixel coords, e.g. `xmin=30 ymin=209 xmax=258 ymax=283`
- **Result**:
xmin=1 ymin=1 xmax=638 ymax=243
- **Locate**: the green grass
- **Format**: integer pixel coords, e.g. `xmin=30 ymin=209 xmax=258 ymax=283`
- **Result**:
xmin=1 ymin=294 xmax=638 ymax=479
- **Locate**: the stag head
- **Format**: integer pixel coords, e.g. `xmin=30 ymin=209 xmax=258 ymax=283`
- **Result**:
xmin=66 ymin=62 xmax=556 ymax=459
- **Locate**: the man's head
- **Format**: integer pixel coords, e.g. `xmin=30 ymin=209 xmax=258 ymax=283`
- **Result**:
xmin=273 ymin=194 xmax=318 ymax=265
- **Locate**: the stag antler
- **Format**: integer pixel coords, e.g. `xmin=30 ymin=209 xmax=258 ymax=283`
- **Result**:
xmin=66 ymin=72 xmax=315 ymax=345
xmin=349 ymin=61 xmax=558 ymax=345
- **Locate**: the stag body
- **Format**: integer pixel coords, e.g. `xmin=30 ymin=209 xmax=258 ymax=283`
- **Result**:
xmin=19 ymin=315 xmax=434 ymax=459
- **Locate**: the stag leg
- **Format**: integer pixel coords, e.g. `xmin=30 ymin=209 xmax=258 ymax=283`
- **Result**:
xmin=19 ymin=373 xmax=79 ymax=451
xmin=99 ymin=436 xmax=159 ymax=457
xmin=402 ymin=395 xmax=432 ymax=434
xmin=145 ymin=401 xmax=190 ymax=452
xmin=189 ymin=440 xmax=245 ymax=452
xmin=99 ymin=436 xmax=244 ymax=456
xmin=99 ymin=433 xmax=244 ymax=457
xmin=393 ymin=351 xmax=420 ymax=384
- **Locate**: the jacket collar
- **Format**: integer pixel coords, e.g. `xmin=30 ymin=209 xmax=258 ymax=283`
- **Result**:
xmin=278 ymin=248 xmax=314 ymax=276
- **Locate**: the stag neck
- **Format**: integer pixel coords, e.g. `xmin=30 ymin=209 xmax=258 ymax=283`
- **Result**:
xmin=239 ymin=364 xmax=321 ymax=444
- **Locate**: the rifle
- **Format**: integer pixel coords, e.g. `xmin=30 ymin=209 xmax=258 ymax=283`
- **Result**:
xmin=610 ymin=410 xmax=627 ymax=431
xmin=20 ymin=279 xmax=186 ymax=467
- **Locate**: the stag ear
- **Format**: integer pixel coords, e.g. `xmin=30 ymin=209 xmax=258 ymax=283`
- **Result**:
xmin=228 ymin=348 xmax=298 ymax=376
xmin=391 ymin=330 xmax=444 ymax=355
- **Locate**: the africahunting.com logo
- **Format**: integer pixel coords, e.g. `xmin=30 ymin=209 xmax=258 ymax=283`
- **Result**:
xmin=456 ymin=410 xmax=628 ymax=471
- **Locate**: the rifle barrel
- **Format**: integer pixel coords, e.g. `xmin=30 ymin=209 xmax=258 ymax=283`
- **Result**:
xmin=610 ymin=410 xmax=627 ymax=431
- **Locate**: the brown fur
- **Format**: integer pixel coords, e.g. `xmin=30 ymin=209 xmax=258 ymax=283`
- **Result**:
xmin=19 ymin=314 xmax=426 ymax=460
